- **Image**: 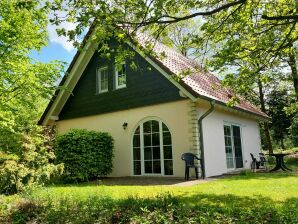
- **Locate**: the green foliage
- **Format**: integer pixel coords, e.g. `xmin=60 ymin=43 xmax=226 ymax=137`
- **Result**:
xmin=0 ymin=0 xmax=63 ymax=150
xmin=2 ymin=188 xmax=298 ymax=223
xmin=0 ymin=127 xmax=63 ymax=195
xmin=0 ymin=1 xmax=64 ymax=194
xmin=50 ymin=0 xmax=297 ymax=97
xmin=267 ymin=88 xmax=295 ymax=148
xmin=53 ymin=129 xmax=114 ymax=183
xmin=289 ymin=115 xmax=298 ymax=147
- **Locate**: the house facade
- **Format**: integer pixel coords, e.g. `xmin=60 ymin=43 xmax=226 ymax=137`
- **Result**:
xmin=39 ymin=31 xmax=268 ymax=178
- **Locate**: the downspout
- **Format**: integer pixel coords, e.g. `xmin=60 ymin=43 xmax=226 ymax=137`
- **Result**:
xmin=198 ymin=100 xmax=215 ymax=178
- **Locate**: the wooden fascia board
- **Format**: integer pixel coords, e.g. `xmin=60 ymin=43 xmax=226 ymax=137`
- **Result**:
xmin=42 ymin=34 xmax=97 ymax=125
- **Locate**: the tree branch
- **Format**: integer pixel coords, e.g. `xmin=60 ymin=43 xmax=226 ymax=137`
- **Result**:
xmin=262 ymin=14 xmax=298 ymax=21
xmin=118 ymin=0 xmax=247 ymax=26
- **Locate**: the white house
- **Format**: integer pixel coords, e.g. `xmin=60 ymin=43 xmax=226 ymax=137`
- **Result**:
xmin=39 ymin=29 xmax=269 ymax=178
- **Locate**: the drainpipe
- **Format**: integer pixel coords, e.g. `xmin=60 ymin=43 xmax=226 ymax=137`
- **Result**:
xmin=198 ymin=100 xmax=215 ymax=178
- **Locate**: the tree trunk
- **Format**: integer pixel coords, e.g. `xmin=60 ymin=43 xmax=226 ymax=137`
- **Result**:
xmin=280 ymin=138 xmax=285 ymax=150
xmin=287 ymin=47 xmax=298 ymax=99
xmin=258 ymin=78 xmax=273 ymax=153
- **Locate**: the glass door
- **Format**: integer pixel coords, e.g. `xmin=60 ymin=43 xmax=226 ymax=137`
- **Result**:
xmin=224 ymin=124 xmax=243 ymax=169
xmin=132 ymin=120 xmax=173 ymax=175
xmin=143 ymin=120 xmax=161 ymax=174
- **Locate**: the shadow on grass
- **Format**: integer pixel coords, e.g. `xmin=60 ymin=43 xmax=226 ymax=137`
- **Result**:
xmin=3 ymin=192 xmax=298 ymax=224
xmin=220 ymin=171 xmax=298 ymax=182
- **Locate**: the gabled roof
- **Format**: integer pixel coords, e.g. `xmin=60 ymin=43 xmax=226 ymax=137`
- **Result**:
xmin=39 ymin=28 xmax=269 ymax=125
xmin=136 ymin=33 xmax=268 ymax=119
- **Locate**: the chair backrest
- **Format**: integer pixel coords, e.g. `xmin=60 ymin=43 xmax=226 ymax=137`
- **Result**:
xmin=259 ymin=153 xmax=266 ymax=162
xmin=250 ymin=153 xmax=256 ymax=161
xmin=181 ymin=153 xmax=198 ymax=166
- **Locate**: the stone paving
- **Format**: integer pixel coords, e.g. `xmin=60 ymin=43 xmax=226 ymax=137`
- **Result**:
xmin=96 ymin=176 xmax=219 ymax=187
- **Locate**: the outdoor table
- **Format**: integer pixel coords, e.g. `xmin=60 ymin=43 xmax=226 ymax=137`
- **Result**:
xmin=267 ymin=153 xmax=292 ymax=172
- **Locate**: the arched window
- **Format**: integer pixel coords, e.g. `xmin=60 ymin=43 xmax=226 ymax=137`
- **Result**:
xmin=133 ymin=120 xmax=173 ymax=175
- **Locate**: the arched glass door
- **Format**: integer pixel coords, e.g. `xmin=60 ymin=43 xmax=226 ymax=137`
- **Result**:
xmin=133 ymin=120 xmax=173 ymax=175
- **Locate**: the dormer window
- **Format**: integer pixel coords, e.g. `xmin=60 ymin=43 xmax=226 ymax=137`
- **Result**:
xmin=115 ymin=63 xmax=126 ymax=89
xmin=97 ymin=66 xmax=108 ymax=93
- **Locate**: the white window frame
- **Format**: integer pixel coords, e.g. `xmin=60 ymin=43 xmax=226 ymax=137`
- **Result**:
xmin=131 ymin=118 xmax=174 ymax=176
xmin=97 ymin=66 xmax=109 ymax=94
xmin=223 ymin=121 xmax=245 ymax=170
xmin=115 ymin=62 xmax=126 ymax=89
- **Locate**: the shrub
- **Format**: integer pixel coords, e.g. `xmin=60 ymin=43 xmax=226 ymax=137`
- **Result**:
xmin=53 ymin=129 xmax=114 ymax=182
xmin=0 ymin=129 xmax=63 ymax=195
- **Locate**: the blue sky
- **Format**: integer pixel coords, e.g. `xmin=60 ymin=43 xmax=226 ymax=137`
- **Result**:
xmin=31 ymin=18 xmax=77 ymax=69
xmin=31 ymin=42 xmax=76 ymax=65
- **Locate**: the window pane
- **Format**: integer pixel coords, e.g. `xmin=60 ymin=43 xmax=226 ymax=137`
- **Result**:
xmin=143 ymin=121 xmax=151 ymax=134
xmin=163 ymin=132 xmax=172 ymax=145
xmin=224 ymin=125 xmax=231 ymax=136
xmin=164 ymin=160 xmax=173 ymax=175
xmin=145 ymin=161 xmax=152 ymax=173
xmin=133 ymin=147 xmax=140 ymax=160
xmin=232 ymin=125 xmax=243 ymax=168
xmin=122 ymin=64 xmax=126 ymax=74
xmin=224 ymin=136 xmax=231 ymax=146
xmin=226 ymin=158 xmax=234 ymax=169
xmin=153 ymin=161 xmax=161 ymax=174
xmin=163 ymin=146 xmax=172 ymax=159
xmin=162 ymin=123 xmax=169 ymax=132
xmin=225 ymin=146 xmax=232 ymax=154
xmin=152 ymin=120 xmax=159 ymax=133
xmin=152 ymin=133 xmax=160 ymax=146
xmin=153 ymin=147 xmax=160 ymax=159
xmin=133 ymin=134 xmax=140 ymax=147
xmin=134 ymin=126 xmax=140 ymax=134
xmin=99 ymin=68 xmax=108 ymax=91
xmin=117 ymin=63 xmax=126 ymax=86
xmin=133 ymin=161 xmax=141 ymax=175
xmin=144 ymin=147 xmax=152 ymax=160
xmin=144 ymin=134 xmax=151 ymax=146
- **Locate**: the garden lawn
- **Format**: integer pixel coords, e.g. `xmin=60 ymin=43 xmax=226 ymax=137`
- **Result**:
xmin=1 ymin=171 xmax=297 ymax=224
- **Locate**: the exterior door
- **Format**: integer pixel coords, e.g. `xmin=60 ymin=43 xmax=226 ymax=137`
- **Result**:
xmin=224 ymin=124 xmax=244 ymax=169
xmin=132 ymin=120 xmax=173 ymax=175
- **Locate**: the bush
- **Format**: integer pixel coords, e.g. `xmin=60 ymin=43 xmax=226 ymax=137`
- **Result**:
xmin=0 ymin=129 xmax=63 ymax=195
xmin=53 ymin=129 xmax=114 ymax=183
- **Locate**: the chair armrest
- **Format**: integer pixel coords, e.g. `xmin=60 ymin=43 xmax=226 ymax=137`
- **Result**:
xmin=195 ymin=156 xmax=202 ymax=161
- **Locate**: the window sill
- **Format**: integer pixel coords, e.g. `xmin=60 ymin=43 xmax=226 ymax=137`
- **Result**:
xmin=96 ymin=90 xmax=108 ymax=95
xmin=115 ymin=85 xmax=127 ymax=90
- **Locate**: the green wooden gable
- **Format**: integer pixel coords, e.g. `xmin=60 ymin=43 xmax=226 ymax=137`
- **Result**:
xmin=59 ymin=46 xmax=184 ymax=120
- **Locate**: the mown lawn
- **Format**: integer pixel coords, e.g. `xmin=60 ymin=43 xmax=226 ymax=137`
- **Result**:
xmin=1 ymin=155 xmax=297 ymax=224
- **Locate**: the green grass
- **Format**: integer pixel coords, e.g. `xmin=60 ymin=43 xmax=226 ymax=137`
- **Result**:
xmin=1 ymin=156 xmax=297 ymax=223
xmin=22 ymin=172 xmax=296 ymax=202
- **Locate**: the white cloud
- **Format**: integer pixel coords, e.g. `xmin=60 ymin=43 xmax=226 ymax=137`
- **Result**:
xmin=47 ymin=22 xmax=76 ymax=52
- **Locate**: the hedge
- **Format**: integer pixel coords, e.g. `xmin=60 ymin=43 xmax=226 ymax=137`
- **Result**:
xmin=53 ymin=129 xmax=114 ymax=182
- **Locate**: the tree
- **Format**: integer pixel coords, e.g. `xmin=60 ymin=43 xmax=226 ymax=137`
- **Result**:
xmin=0 ymin=0 xmax=62 ymax=149
xmin=0 ymin=0 xmax=63 ymax=193
xmin=49 ymin=1 xmax=297 ymax=111
xmin=289 ymin=114 xmax=298 ymax=147
xmin=267 ymin=88 xmax=294 ymax=149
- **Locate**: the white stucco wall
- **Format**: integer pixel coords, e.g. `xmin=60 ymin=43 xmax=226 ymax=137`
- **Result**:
xmin=55 ymin=98 xmax=262 ymax=178
xmin=56 ymin=100 xmax=193 ymax=177
xmin=197 ymin=100 xmax=262 ymax=177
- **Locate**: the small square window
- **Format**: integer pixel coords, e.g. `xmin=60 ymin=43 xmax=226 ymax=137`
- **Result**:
xmin=115 ymin=63 xmax=126 ymax=89
xmin=97 ymin=67 xmax=108 ymax=93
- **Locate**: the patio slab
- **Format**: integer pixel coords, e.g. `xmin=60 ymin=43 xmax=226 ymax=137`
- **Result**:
xmin=96 ymin=176 xmax=218 ymax=187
